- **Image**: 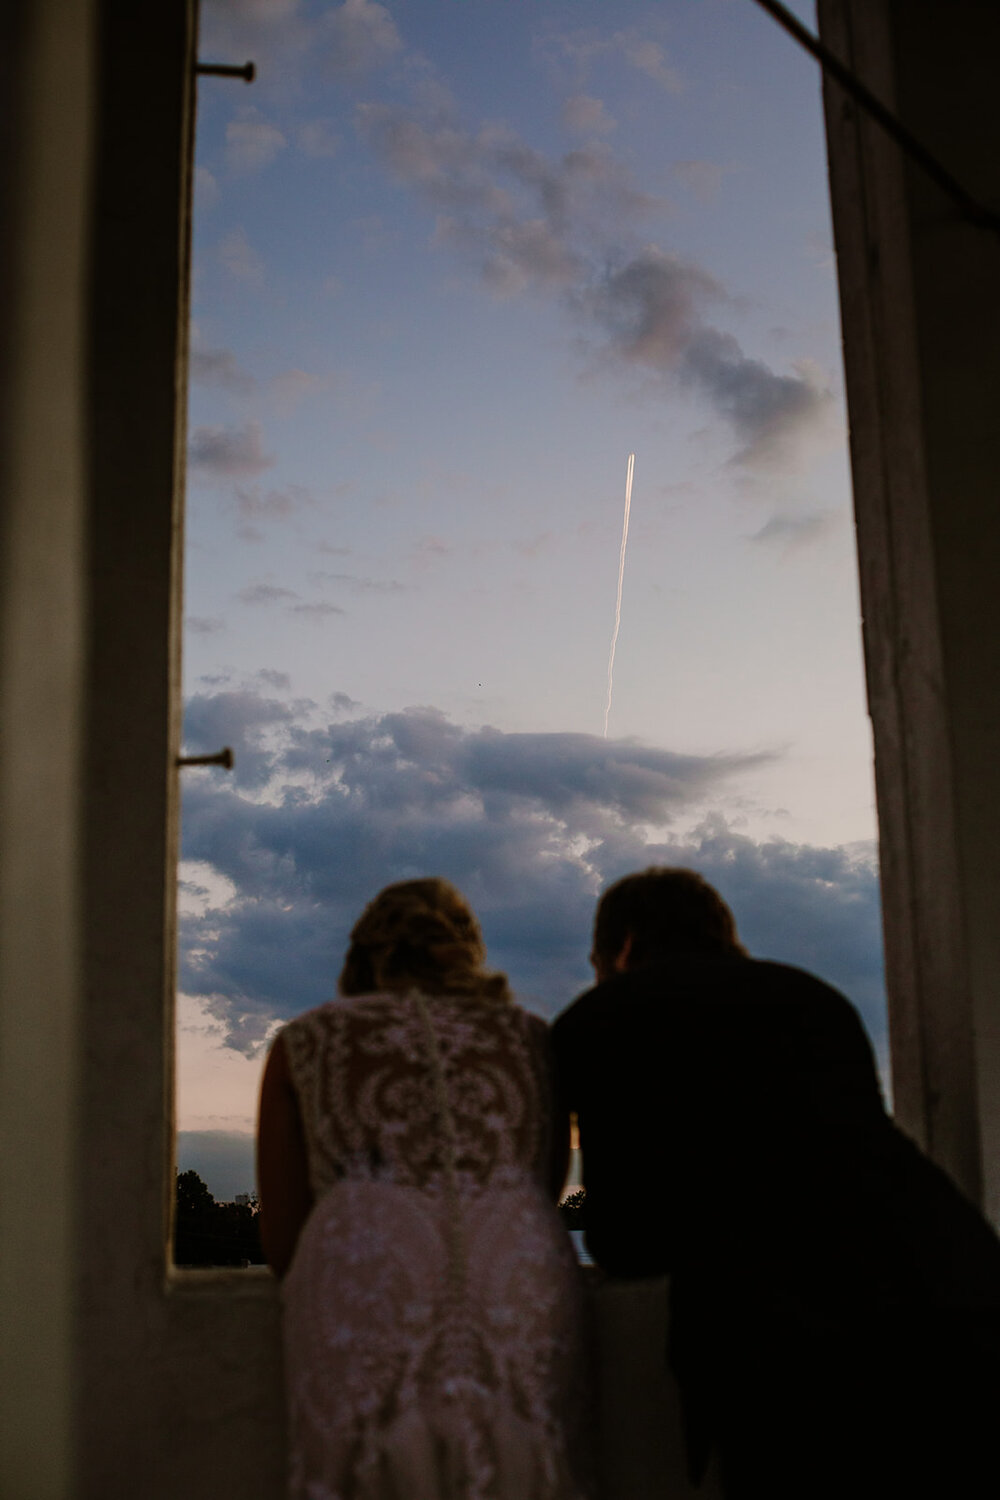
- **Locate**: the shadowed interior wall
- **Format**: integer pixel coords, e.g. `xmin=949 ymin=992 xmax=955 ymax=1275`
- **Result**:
xmin=820 ymin=0 xmax=1000 ymax=1222
xmin=0 ymin=4 xmax=286 ymax=1496
xmin=0 ymin=0 xmax=91 ymax=1492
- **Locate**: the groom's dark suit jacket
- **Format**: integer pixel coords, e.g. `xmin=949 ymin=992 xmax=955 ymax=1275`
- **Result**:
xmin=552 ymin=953 xmax=1000 ymax=1499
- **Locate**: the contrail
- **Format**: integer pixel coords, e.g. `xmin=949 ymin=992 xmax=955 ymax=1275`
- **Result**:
xmin=603 ymin=452 xmax=635 ymax=738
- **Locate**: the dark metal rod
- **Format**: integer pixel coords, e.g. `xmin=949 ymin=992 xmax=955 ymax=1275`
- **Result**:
xmin=196 ymin=61 xmax=256 ymax=83
xmin=177 ymin=747 xmax=235 ymax=770
xmin=750 ymin=0 xmax=1000 ymax=236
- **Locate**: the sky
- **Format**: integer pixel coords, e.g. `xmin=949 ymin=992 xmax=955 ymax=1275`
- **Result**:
xmin=177 ymin=0 xmax=884 ymax=1201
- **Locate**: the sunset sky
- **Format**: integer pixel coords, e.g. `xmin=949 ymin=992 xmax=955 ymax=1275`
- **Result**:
xmin=177 ymin=0 xmax=884 ymax=1199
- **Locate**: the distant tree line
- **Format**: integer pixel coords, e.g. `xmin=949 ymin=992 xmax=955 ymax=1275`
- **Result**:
xmin=175 ymin=1172 xmax=583 ymax=1266
xmin=174 ymin=1169 xmax=265 ymax=1267
xmin=558 ymin=1188 xmax=586 ymax=1229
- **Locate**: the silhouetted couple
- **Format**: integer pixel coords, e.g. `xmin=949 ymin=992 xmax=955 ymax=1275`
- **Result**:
xmin=259 ymin=868 xmax=1000 ymax=1499
xmin=555 ymin=867 xmax=1000 ymax=1498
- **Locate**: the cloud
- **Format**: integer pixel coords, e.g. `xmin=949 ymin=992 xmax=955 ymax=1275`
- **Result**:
xmin=513 ymin=532 xmax=556 ymax=559
xmin=189 ymin=422 xmax=275 ymax=480
xmin=186 ymin=615 xmax=226 ymax=636
xmin=189 ymin=347 xmax=256 ymax=394
xmin=411 ymin=536 xmax=452 ymax=564
xmin=194 ymin=166 xmax=219 ymax=209
xmin=218 ymin=227 xmax=265 ymax=287
xmin=358 ymin=106 xmax=659 ymax=296
xmin=360 ymin=103 xmax=831 ymax=470
xmin=308 ymin=570 xmax=406 ymax=595
xmin=298 ymin=118 xmax=341 ymax=158
xmin=181 ymin=689 xmax=297 ymax=790
xmin=197 ymin=0 xmax=316 ymax=90
xmin=236 ymin=483 xmax=310 ymax=522
xmin=174 ymin=695 xmax=885 ymax=1067
xmin=749 ymin=511 xmax=838 ymax=551
xmin=584 ymin=249 xmax=835 ymax=469
xmin=561 ymin=95 xmax=617 ymax=136
xmin=287 ymin=601 xmax=347 ymax=621
xmin=684 ymin=333 xmax=834 ymax=471
xmin=269 ymin=368 xmax=334 ymax=414
xmin=620 ymin=36 xmax=683 ymax=92
xmin=322 ymin=0 xmax=402 ymax=78
xmin=235 ymin=583 xmax=298 ymax=607
xmin=225 ymin=106 xmax=287 ymax=173
xmin=673 ymin=159 xmax=728 ymax=203
xmin=536 ymin=26 xmax=684 ymax=94
xmin=437 ymin=213 xmax=580 ymax=296
xmin=582 ymin=247 xmax=723 ymax=369
xmin=174 ymin=703 xmax=756 ymax=1048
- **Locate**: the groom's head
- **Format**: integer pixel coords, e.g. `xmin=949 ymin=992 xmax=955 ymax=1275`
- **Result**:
xmin=590 ymin=867 xmax=745 ymax=982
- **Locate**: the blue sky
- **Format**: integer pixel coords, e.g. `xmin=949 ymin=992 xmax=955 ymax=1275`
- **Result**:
xmin=177 ymin=0 xmax=883 ymax=1198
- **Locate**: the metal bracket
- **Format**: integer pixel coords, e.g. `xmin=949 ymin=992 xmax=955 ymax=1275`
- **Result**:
xmin=176 ymin=748 xmax=235 ymax=770
xmin=195 ymin=61 xmax=255 ymax=83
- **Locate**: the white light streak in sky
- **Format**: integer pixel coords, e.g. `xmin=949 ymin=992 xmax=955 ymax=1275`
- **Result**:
xmin=603 ymin=452 xmax=635 ymax=738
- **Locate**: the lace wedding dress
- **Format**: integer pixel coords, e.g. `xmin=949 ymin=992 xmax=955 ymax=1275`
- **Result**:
xmin=280 ymin=990 xmax=593 ymax=1500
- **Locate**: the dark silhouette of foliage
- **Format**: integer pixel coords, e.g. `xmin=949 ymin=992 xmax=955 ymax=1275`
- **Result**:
xmin=173 ymin=1169 xmax=264 ymax=1267
xmin=558 ymin=1188 xmax=586 ymax=1229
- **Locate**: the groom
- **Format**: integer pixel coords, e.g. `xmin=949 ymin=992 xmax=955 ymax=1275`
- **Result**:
xmin=552 ymin=867 xmax=1000 ymax=1499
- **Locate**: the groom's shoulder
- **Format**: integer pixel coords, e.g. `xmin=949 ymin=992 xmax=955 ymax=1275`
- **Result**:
xmin=555 ymin=952 xmax=751 ymax=1016
xmin=553 ymin=954 xmax=854 ymax=1040
xmin=551 ymin=961 xmax=696 ymax=1050
xmin=553 ymin=969 xmax=641 ymax=1029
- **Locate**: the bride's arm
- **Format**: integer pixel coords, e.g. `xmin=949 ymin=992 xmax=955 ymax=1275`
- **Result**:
xmin=256 ymin=1034 xmax=314 ymax=1277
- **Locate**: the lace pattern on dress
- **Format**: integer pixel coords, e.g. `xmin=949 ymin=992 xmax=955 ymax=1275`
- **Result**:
xmin=280 ymin=991 xmax=551 ymax=1200
xmin=279 ymin=991 xmax=593 ymax=1500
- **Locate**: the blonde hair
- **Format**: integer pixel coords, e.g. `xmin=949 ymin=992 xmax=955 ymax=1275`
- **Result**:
xmin=339 ymin=877 xmax=511 ymax=1004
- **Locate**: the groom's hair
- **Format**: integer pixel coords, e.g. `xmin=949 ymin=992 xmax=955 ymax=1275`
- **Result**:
xmin=592 ymin=867 xmax=745 ymax=972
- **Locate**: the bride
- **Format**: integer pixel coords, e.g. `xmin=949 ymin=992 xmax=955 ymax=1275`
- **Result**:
xmin=256 ymin=877 xmax=593 ymax=1500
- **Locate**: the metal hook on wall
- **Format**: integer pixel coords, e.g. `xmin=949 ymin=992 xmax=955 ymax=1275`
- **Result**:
xmin=176 ymin=748 xmax=234 ymax=770
xmin=195 ymin=61 xmax=256 ymax=83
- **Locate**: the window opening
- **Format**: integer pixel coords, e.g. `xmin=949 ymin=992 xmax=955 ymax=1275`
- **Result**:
xmin=176 ymin=0 xmax=885 ymax=1255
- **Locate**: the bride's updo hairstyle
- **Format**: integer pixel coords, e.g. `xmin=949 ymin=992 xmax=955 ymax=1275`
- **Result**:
xmin=339 ymin=877 xmax=512 ymax=1004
